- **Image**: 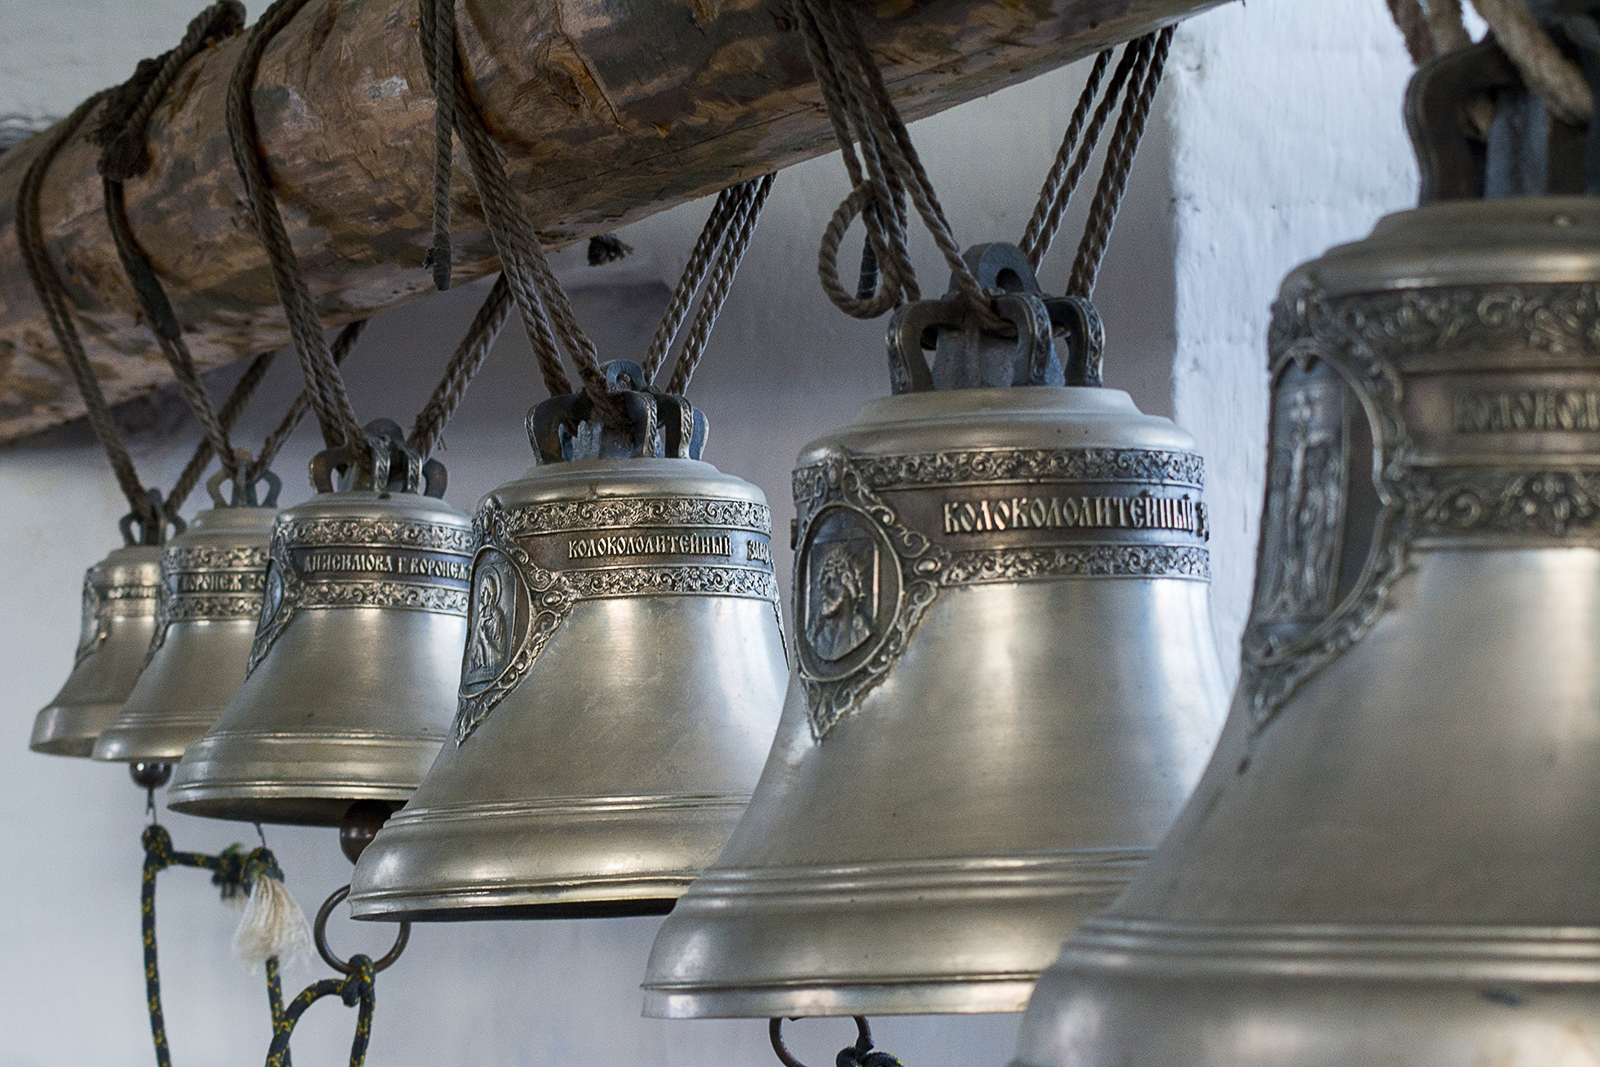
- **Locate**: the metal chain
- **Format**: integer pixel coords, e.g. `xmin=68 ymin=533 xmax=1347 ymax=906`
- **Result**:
xmin=1066 ymin=28 xmax=1171 ymax=299
xmin=15 ymin=91 xmax=168 ymax=540
xmin=226 ymin=0 xmax=364 ymax=449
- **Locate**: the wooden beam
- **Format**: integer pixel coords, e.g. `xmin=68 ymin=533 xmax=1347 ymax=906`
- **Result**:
xmin=0 ymin=0 xmax=1218 ymax=442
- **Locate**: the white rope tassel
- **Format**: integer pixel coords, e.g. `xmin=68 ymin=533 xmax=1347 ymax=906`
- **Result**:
xmin=234 ymin=871 xmax=312 ymax=970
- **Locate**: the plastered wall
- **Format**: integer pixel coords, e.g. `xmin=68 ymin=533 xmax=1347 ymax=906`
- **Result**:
xmin=0 ymin=2 xmax=1419 ymax=1064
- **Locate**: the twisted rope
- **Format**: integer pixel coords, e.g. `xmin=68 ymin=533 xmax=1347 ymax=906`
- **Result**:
xmin=418 ymin=0 xmax=766 ymax=410
xmin=226 ymin=0 xmax=364 ymax=449
xmin=16 ymin=92 xmax=168 ymax=539
xmin=1020 ymin=47 xmax=1120 ymax=270
xmin=141 ymin=825 xmax=291 ymax=1067
xmin=408 ymin=275 xmax=512 ymax=455
xmin=1472 ymin=0 xmax=1594 ymax=124
xmin=94 ymin=2 xmax=251 ymax=485
xmin=1067 ymin=29 xmax=1171 ymax=298
xmin=423 ymin=0 xmax=456 ymax=291
xmin=418 ymin=0 xmax=625 ymax=422
xmin=796 ymin=0 xmax=1003 ymax=326
xmin=667 ymin=174 xmax=775 ymax=395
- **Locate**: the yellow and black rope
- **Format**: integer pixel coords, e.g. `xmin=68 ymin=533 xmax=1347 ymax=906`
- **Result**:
xmin=140 ymin=825 xmax=291 ymax=1067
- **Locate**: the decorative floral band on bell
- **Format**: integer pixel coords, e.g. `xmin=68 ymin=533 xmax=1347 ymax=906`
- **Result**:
xmin=454 ymin=492 xmax=781 ymax=745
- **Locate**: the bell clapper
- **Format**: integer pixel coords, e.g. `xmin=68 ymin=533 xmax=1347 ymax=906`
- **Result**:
xmin=130 ymin=761 xmax=173 ymax=820
xmin=769 ymin=1017 xmax=903 ymax=1067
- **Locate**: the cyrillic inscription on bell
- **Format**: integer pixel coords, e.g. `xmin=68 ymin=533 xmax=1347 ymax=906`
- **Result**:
xmin=168 ymin=423 xmax=472 ymax=826
xmin=1015 ymin=52 xmax=1600 ymax=1065
xmin=643 ymin=244 xmax=1228 ymax=1018
xmin=93 ymin=475 xmax=282 ymax=764
xmin=349 ymin=365 xmax=788 ymax=920
xmin=31 ymin=544 xmax=164 ymax=757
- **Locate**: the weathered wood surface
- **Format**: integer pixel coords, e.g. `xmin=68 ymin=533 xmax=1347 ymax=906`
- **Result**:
xmin=0 ymin=0 xmax=1219 ymax=442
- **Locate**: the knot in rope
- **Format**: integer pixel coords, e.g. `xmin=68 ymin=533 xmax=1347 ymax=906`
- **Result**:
xmin=142 ymin=824 xmax=175 ymax=869
xmin=92 ymin=1 xmax=246 ymax=181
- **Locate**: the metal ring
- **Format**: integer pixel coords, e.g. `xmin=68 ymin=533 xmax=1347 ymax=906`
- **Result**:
xmin=768 ymin=1017 xmax=874 ymax=1067
xmin=313 ymin=884 xmax=409 ymax=975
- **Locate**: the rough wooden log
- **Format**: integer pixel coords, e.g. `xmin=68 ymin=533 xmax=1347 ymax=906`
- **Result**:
xmin=0 ymin=0 xmax=1217 ymax=442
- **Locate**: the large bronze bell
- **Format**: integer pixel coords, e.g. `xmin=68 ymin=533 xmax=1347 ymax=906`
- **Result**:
xmin=347 ymin=363 xmax=788 ymax=920
xmin=31 ymin=542 xmax=163 ymax=757
xmin=93 ymin=473 xmax=281 ymax=764
xmin=1014 ymin=48 xmax=1600 ymax=1067
xmin=168 ymin=422 xmax=472 ymax=826
xmin=642 ymin=245 xmax=1228 ymax=1017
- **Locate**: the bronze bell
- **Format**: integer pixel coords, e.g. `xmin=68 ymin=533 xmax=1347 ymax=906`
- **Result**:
xmin=642 ymin=245 xmax=1228 ymax=1017
xmin=93 ymin=470 xmax=282 ymax=764
xmin=31 ymin=540 xmax=163 ymax=757
xmin=168 ymin=422 xmax=473 ymax=826
xmin=347 ymin=363 xmax=788 ymax=919
xmin=1014 ymin=46 xmax=1600 ymax=1067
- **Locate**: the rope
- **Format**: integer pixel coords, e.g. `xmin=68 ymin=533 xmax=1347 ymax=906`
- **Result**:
xmin=418 ymin=0 xmax=620 ymax=420
xmin=1471 ymin=0 xmax=1594 ymax=124
xmin=93 ymin=3 xmax=247 ymax=483
xmin=141 ymin=825 xmax=291 ymax=1067
xmin=666 ymin=174 xmax=774 ymax=394
xmin=408 ymin=275 xmax=512 ymax=456
xmin=641 ymin=174 xmax=775 ymax=392
xmin=417 ymin=0 xmax=767 ymax=412
xmin=252 ymin=321 xmax=365 ymax=479
xmin=15 ymin=92 xmax=169 ymax=540
xmin=1020 ymin=48 xmax=1124 ymax=270
xmin=226 ymin=0 xmax=364 ymax=449
xmin=265 ymin=957 xmax=376 ymax=1067
xmin=423 ymin=0 xmax=456 ymax=291
xmin=796 ymin=0 xmax=1004 ymax=327
xmin=167 ymin=348 xmax=279 ymax=512
xmin=1066 ymin=29 xmax=1171 ymax=299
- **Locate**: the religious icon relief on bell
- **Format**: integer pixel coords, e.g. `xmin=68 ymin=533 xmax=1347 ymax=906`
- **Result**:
xmin=452 ymin=492 xmax=780 ymax=745
xmin=793 ymin=443 xmax=1211 ymax=739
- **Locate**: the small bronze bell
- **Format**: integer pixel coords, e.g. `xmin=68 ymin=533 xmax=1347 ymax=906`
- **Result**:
xmin=1014 ymin=48 xmax=1600 ymax=1067
xmin=348 ymin=363 xmax=788 ymax=920
xmin=31 ymin=542 xmax=163 ymax=757
xmin=93 ymin=471 xmax=281 ymax=764
xmin=168 ymin=422 xmax=472 ymax=826
xmin=642 ymin=245 xmax=1228 ymax=1017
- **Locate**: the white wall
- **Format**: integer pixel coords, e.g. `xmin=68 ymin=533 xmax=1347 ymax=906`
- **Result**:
xmin=0 ymin=1 xmax=1423 ymax=1064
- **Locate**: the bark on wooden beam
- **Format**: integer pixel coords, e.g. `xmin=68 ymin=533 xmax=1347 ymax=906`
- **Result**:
xmin=0 ymin=0 xmax=1218 ymax=442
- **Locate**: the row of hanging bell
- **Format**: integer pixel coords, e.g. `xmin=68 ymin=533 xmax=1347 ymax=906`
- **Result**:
xmin=641 ymin=243 xmax=1229 ymax=1017
xmin=348 ymin=362 xmax=789 ymax=918
xmin=167 ymin=420 xmax=473 ymax=827
xmin=91 ymin=465 xmax=281 ymax=764
xmin=1014 ymin=42 xmax=1600 ymax=1065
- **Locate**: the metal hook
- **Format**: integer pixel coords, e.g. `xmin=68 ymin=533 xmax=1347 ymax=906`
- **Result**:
xmin=313 ymin=884 xmax=410 ymax=976
xmin=769 ymin=1017 xmax=900 ymax=1067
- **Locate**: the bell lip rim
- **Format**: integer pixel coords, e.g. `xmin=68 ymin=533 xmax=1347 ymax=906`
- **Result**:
xmin=1293 ymin=196 xmax=1600 ymax=297
xmin=31 ymin=700 xmax=124 ymax=754
xmin=345 ymin=882 xmax=689 ymax=922
xmin=638 ymin=977 xmax=1040 ymax=1018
